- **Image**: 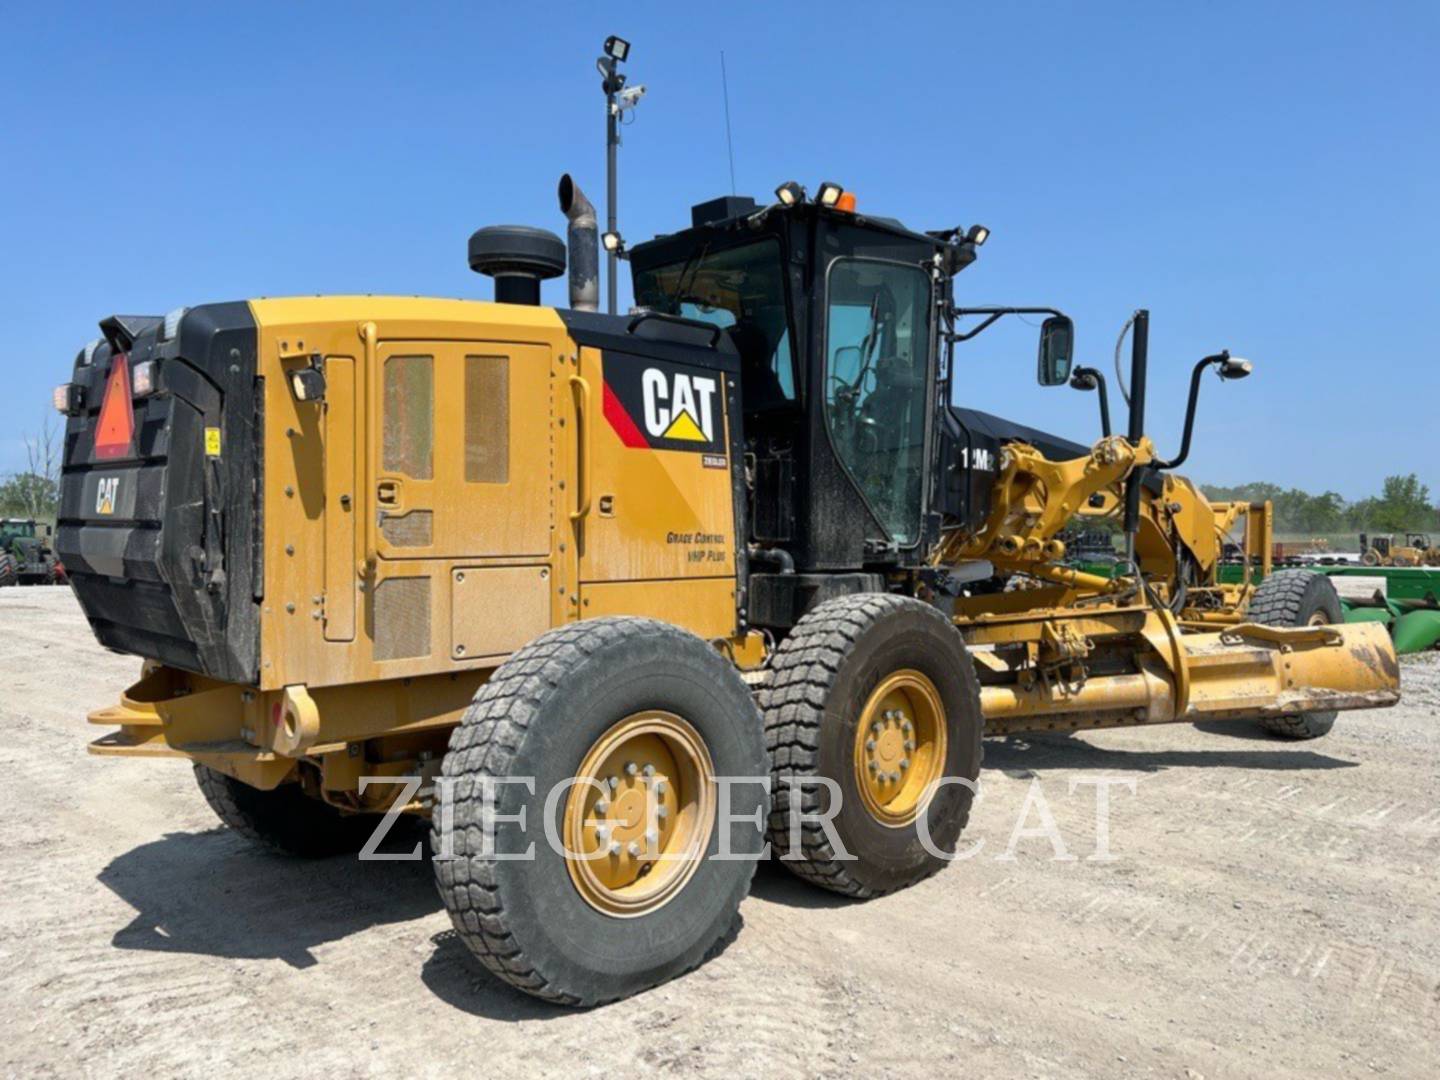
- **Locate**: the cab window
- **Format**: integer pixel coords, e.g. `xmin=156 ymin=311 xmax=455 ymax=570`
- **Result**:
xmin=824 ymin=259 xmax=932 ymax=545
xmin=633 ymin=239 xmax=797 ymax=408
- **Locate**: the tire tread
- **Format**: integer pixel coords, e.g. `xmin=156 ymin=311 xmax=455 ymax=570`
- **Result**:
xmin=1246 ymin=569 xmax=1341 ymax=739
xmin=433 ymin=616 xmax=758 ymax=1007
xmin=759 ymin=593 xmax=981 ymax=898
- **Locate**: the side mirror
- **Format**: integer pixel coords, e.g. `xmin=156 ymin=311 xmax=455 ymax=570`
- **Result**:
xmin=1037 ymin=316 xmax=1074 ymax=386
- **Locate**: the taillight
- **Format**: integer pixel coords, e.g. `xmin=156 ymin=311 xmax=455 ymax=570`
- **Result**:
xmin=53 ymin=383 xmax=84 ymax=416
xmin=131 ymin=359 xmax=159 ymax=397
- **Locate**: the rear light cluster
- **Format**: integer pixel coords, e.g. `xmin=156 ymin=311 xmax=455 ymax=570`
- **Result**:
xmin=130 ymin=360 xmax=159 ymax=397
xmin=55 ymin=357 xmax=161 ymax=417
xmin=53 ymin=383 xmax=84 ymax=416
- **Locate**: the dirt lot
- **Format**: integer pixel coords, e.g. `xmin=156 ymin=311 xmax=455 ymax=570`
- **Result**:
xmin=1 ymin=586 xmax=1437 ymax=1079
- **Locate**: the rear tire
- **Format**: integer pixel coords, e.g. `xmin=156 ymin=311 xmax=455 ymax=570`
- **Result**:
xmin=1246 ymin=569 xmax=1342 ymax=739
xmin=760 ymin=594 xmax=983 ymax=898
xmin=0 ymin=554 xmax=16 ymax=587
xmin=433 ymin=617 xmax=767 ymax=1006
xmin=193 ymin=764 xmax=377 ymax=856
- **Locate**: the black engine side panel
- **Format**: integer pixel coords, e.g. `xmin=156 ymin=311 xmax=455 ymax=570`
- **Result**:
xmin=57 ymin=303 xmax=261 ymax=683
xmin=937 ymin=405 xmax=1091 ymax=532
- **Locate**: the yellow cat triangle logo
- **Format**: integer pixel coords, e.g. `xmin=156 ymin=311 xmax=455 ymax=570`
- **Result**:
xmin=662 ymin=410 xmax=707 ymax=441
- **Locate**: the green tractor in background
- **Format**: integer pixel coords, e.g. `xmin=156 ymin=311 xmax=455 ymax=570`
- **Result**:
xmin=0 ymin=518 xmax=64 ymax=586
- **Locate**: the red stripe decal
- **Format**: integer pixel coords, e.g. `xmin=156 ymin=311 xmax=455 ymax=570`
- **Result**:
xmin=602 ymin=379 xmax=649 ymax=448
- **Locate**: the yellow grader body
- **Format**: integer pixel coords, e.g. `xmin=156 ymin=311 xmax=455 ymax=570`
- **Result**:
xmin=58 ymin=186 xmax=1398 ymax=1005
xmin=82 ymin=296 xmax=1396 ymax=790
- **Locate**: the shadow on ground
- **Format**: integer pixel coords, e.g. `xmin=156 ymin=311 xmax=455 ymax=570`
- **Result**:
xmin=99 ymin=825 xmax=437 ymax=970
xmin=98 ymin=824 xmax=748 ymax=1020
xmin=746 ymin=858 xmax=855 ymax=910
xmin=982 ymin=728 xmax=1360 ymax=777
xmin=419 ymin=907 xmax=745 ymax=1021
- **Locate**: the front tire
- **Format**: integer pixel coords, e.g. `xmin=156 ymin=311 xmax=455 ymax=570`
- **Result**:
xmin=760 ymin=594 xmax=983 ymax=898
xmin=0 ymin=554 xmax=16 ymax=587
xmin=433 ymin=617 xmax=767 ymax=1006
xmin=1246 ymin=569 xmax=1343 ymax=739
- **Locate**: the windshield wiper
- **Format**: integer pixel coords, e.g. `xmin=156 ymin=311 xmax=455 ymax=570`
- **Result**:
xmin=662 ymin=242 xmax=711 ymax=314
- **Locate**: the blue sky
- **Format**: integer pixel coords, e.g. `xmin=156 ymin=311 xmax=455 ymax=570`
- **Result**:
xmin=3 ymin=1 xmax=1436 ymax=499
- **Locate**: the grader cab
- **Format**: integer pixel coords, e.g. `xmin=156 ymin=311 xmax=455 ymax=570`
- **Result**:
xmin=56 ymin=176 xmax=1399 ymax=1005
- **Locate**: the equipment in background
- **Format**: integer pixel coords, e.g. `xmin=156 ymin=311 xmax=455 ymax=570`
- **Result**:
xmin=0 ymin=518 xmax=62 ymax=585
xmin=1360 ymin=532 xmax=1440 ymax=567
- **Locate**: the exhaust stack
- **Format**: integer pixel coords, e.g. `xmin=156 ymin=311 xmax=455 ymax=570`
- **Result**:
xmin=558 ymin=174 xmax=599 ymax=312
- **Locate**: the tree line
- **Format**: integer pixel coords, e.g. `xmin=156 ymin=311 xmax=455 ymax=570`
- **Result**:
xmin=0 ymin=417 xmax=60 ymax=521
xmin=1201 ymin=475 xmax=1438 ymax=537
xmin=2 ymin=411 xmax=1435 ymax=541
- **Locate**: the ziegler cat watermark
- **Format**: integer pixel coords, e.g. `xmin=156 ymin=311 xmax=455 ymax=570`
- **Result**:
xmin=355 ymin=773 xmax=1137 ymax=864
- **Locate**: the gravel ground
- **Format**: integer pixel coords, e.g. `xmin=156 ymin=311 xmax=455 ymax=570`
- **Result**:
xmin=1 ymin=586 xmax=1437 ymax=1079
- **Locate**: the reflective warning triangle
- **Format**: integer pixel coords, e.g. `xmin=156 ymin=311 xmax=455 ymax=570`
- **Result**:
xmin=94 ymin=354 xmax=135 ymax=461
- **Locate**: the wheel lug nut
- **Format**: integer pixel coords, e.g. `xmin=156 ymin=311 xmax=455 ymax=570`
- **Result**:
xmin=645 ymin=828 xmax=659 ymax=845
xmin=607 ymin=775 xmax=619 ymax=790
xmin=901 ymin=719 xmax=913 ymax=732
xmin=866 ymin=738 xmax=876 ymax=751
xmin=656 ymin=806 xmax=668 ymax=820
xmin=904 ymin=739 xmax=916 ymax=752
xmin=624 ymin=761 xmax=638 ymax=776
xmin=594 ymin=800 xmax=609 ymax=815
xmin=871 ymin=722 xmax=883 ymax=735
xmin=607 ymin=840 xmax=621 ymax=856
xmin=899 ymin=758 xmax=910 ymax=770
xmin=642 ymin=763 xmax=655 ymax=777
xmin=595 ymin=825 xmax=610 ymax=843
xmin=627 ymin=841 xmax=641 ymax=857
xmin=867 ymin=761 xmax=878 ymax=773
xmin=654 ymin=779 xmax=667 ymax=795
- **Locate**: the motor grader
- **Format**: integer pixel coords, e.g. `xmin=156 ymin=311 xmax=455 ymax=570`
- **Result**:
xmin=1360 ymin=532 xmax=1440 ymax=567
xmin=56 ymin=177 xmax=1399 ymax=1006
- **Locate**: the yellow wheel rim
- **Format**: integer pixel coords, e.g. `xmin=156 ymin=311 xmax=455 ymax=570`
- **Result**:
xmin=563 ymin=712 xmax=715 ymax=918
xmin=853 ymin=669 xmax=947 ymax=828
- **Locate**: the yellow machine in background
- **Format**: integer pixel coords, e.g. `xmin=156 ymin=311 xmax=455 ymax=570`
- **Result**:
xmin=57 ymin=178 xmax=1398 ymax=1005
xmin=1361 ymin=532 xmax=1440 ymax=567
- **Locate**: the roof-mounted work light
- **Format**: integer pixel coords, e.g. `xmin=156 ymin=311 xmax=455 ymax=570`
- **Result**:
xmin=816 ymin=181 xmax=844 ymax=208
xmin=775 ymin=181 xmax=805 ymax=206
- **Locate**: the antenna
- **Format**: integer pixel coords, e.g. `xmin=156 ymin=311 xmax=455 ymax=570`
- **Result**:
xmin=720 ymin=51 xmax=737 ymax=195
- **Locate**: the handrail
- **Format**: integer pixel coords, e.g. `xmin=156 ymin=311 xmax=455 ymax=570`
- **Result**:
xmin=358 ymin=321 xmax=378 ymax=573
xmin=626 ymin=311 xmax=724 ymax=348
xmin=569 ymin=375 xmax=593 ymax=522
